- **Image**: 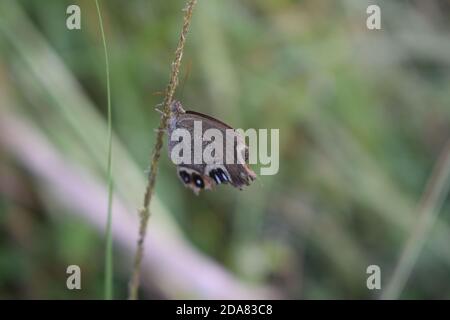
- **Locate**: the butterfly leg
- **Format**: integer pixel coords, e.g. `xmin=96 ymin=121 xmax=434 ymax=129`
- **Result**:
xmin=154 ymin=103 xmax=165 ymax=115
xmin=155 ymin=108 xmax=165 ymax=115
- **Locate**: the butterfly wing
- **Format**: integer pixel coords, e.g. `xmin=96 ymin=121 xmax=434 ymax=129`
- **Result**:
xmin=167 ymin=102 xmax=256 ymax=193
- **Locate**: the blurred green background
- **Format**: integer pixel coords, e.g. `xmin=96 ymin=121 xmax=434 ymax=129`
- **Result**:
xmin=0 ymin=0 xmax=450 ymax=299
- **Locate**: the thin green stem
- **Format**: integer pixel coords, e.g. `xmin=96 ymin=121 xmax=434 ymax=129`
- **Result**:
xmin=95 ymin=0 xmax=114 ymax=300
xmin=381 ymin=140 xmax=450 ymax=299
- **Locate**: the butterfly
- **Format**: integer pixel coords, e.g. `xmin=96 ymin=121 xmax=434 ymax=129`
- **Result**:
xmin=167 ymin=100 xmax=256 ymax=194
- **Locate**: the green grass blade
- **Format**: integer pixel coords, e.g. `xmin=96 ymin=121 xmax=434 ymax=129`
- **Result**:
xmin=95 ymin=0 xmax=114 ymax=300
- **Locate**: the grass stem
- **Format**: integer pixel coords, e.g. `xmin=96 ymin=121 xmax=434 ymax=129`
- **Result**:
xmin=128 ymin=0 xmax=197 ymax=300
xmin=95 ymin=0 xmax=114 ymax=300
xmin=382 ymin=140 xmax=450 ymax=299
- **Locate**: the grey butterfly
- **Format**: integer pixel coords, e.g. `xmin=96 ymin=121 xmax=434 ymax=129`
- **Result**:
xmin=167 ymin=100 xmax=256 ymax=194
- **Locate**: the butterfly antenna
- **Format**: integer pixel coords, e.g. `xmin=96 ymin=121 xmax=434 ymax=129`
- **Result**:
xmin=178 ymin=59 xmax=192 ymax=100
